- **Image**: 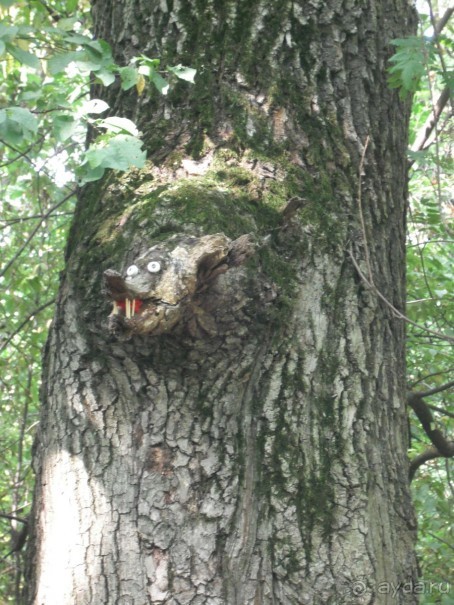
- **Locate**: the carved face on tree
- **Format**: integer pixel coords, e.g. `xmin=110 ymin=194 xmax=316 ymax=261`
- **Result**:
xmin=103 ymin=233 xmax=253 ymax=337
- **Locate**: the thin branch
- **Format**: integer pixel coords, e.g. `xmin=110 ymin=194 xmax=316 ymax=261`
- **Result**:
xmin=427 ymin=403 xmax=454 ymax=419
xmin=425 ymin=530 xmax=454 ymax=552
xmin=351 ymin=136 xmax=453 ymax=342
xmin=425 ymin=1 xmax=450 ymax=220
xmin=433 ymin=6 xmax=454 ymax=36
xmin=0 ymin=138 xmax=45 ymax=168
xmin=35 ymin=0 xmax=66 ymax=22
xmin=0 ymin=513 xmax=28 ymax=525
xmin=429 ymin=3 xmax=454 ymax=108
xmin=410 ymin=7 xmax=454 ymax=157
xmin=410 ymin=86 xmax=451 ymax=156
xmin=348 ymin=249 xmax=454 ymax=343
xmin=407 ymin=297 xmax=454 ymax=304
xmin=0 ymin=299 xmax=56 ymax=354
xmin=357 ymin=136 xmax=373 ymax=284
xmin=0 ymin=189 xmax=76 ymax=279
xmin=417 ymin=379 xmax=454 ymax=398
xmin=0 ymin=211 xmax=74 ymax=230
xmin=0 ymin=137 xmax=45 ymax=170
xmin=407 ymin=239 xmax=454 ymax=247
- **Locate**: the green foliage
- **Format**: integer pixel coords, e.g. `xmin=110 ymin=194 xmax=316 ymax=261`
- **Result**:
xmin=388 ymin=36 xmax=434 ymax=95
xmin=0 ymin=7 xmax=195 ymax=184
xmin=0 ymin=1 xmax=195 ymax=600
xmin=394 ymin=3 xmax=454 ymax=600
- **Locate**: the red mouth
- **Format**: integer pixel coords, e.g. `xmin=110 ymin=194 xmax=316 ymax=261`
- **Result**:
xmin=113 ymin=298 xmax=144 ymax=318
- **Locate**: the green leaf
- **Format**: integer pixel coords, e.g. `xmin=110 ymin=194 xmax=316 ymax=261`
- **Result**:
xmin=52 ymin=114 xmax=78 ymax=142
xmin=0 ymin=23 xmax=18 ymax=39
xmin=84 ymin=134 xmax=146 ymax=171
xmin=401 ymin=60 xmax=424 ymax=90
xmin=66 ymin=0 xmax=78 ymax=11
xmin=168 ymin=64 xmax=197 ymax=83
xmin=0 ymin=39 xmax=5 ymax=55
xmin=47 ymin=50 xmax=80 ymax=74
xmin=119 ymin=65 xmax=139 ymax=90
xmin=76 ymin=163 xmax=105 ymax=184
xmin=96 ymin=69 xmax=116 ymax=86
xmin=6 ymin=43 xmax=40 ymax=69
xmin=407 ymin=149 xmax=428 ymax=162
xmin=63 ymin=33 xmax=93 ymax=45
xmin=7 ymin=107 xmax=38 ymax=132
xmin=388 ymin=36 xmax=431 ymax=94
xmin=136 ymin=55 xmax=160 ymax=69
xmin=151 ymin=72 xmax=169 ymax=95
xmin=83 ymin=39 xmax=110 ymax=57
xmin=55 ymin=17 xmax=79 ymax=31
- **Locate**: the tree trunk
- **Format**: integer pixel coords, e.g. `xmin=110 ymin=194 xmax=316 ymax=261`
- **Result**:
xmin=26 ymin=1 xmax=419 ymax=603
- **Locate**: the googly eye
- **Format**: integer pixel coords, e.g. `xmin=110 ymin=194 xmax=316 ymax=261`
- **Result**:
xmin=147 ymin=261 xmax=161 ymax=274
xmin=126 ymin=264 xmax=139 ymax=277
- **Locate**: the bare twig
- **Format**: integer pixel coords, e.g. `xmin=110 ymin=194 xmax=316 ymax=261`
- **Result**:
xmin=0 ymin=299 xmax=56 ymax=354
xmin=427 ymin=403 xmax=454 ymax=419
xmin=429 ymin=4 xmax=454 ymax=102
xmin=410 ymin=86 xmax=451 ymax=156
xmin=357 ymin=136 xmax=373 ymax=284
xmin=0 ymin=514 xmax=28 ymax=525
xmin=0 ymin=138 xmax=45 ymax=168
xmin=348 ymin=249 xmax=454 ymax=343
xmin=433 ymin=6 xmax=454 ymax=36
xmin=410 ymin=7 xmax=454 ymax=157
xmin=425 ymin=530 xmax=454 ymax=552
xmin=0 ymin=211 xmax=74 ymax=230
xmin=0 ymin=189 xmax=76 ymax=278
xmin=416 ymin=379 xmax=454 ymax=398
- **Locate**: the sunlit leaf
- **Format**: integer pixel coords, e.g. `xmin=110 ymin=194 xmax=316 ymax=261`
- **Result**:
xmin=96 ymin=68 xmax=116 ymax=86
xmin=168 ymin=64 xmax=197 ymax=83
xmin=81 ymin=99 xmax=109 ymax=114
xmin=99 ymin=116 xmax=139 ymax=136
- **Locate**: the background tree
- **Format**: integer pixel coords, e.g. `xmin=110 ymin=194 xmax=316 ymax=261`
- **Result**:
xmin=0 ymin=3 xmax=452 ymax=600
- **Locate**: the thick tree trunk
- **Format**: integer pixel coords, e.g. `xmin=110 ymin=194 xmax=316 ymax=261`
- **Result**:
xmin=26 ymin=1 xmax=419 ymax=604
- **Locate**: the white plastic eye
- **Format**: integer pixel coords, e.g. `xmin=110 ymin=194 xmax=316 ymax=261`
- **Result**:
xmin=126 ymin=264 xmax=139 ymax=277
xmin=147 ymin=261 xmax=161 ymax=274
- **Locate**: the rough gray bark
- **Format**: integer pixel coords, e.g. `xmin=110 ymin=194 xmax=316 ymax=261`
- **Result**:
xmin=26 ymin=1 xmax=419 ymax=604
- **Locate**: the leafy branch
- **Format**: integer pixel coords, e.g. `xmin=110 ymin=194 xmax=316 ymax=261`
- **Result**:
xmin=1 ymin=17 xmax=196 ymax=184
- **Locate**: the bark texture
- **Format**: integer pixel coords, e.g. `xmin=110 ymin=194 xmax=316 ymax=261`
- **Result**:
xmin=26 ymin=1 xmax=419 ymax=604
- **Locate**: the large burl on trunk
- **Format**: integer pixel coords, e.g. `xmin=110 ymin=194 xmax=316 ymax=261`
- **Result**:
xmin=25 ymin=1 xmax=420 ymax=604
